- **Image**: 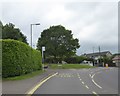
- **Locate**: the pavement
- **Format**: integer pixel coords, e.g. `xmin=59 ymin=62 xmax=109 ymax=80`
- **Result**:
xmin=2 ymin=69 xmax=57 ymax=94
xmin=2 ymin=67 xmax=119 ymax=95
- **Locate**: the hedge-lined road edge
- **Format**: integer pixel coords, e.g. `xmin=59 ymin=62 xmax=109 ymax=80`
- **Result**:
xmin=2 ymin=39 xmax=42 ymax=78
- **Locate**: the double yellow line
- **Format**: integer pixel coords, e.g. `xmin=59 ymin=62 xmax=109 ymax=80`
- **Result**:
xmin=26 ymin=72 xmax=58 ymax=95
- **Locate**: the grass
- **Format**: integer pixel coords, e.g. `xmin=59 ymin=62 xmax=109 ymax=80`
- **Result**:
xmin=49 ymin=64 xmax=95 ymax=69
xmin=3 ymin=70 xmax=44 ymax=81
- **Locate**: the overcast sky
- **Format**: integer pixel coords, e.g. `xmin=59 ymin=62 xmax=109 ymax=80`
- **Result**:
xmin=1 ymin=0 xmax=118 ymax=55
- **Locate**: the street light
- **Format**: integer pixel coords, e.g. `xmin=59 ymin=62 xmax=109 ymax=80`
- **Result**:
xmin=30 ymin=23 xmax=40 ymax=48
xmin=30 ymin=23 xmax=40 ymax=71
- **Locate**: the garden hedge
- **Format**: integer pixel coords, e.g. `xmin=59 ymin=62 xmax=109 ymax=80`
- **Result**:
xmin=1 ymin=39 xmax=42 ymax=78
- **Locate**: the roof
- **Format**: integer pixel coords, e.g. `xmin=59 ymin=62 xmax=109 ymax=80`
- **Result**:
xmin=83 ymin=51 xmax=112 ymax=57
xmin=112 ymin=55 xmax=120 ymax=60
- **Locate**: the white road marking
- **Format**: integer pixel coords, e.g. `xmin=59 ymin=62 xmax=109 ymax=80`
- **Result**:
xmin=82 ymin=82 xmax=85 ymax=84
xmin=92 ymin=91 xmax=97 ymax=95
xmin=89 ymin=74 xmax=91 ymax=77
xmin=78 ymin=76 xmax=81 ymax=79
xmin=57 ymin=73 xmax=75 ymax=78
xmin=77 ymin=73 xmax=80 ymax=77
xmin=91 ymin=72 xmax=102 ymax=89
xmin=92 ymin=79 xmax=102 ymax=89
xmin=91 ymin=74 xmax=95 ymax=78
xmin=85 ymin=85 xmax=89 ymax=89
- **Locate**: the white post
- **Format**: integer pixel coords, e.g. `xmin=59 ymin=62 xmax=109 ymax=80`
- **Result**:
xmin=42 ymin=46 xmax=45 ymax=71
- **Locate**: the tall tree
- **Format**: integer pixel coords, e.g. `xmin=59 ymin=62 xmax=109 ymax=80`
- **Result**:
xmin=37 ymin=25 xmax=80 ymax=63
xmin=2 ymin=23 xmax=28 ymax=44
xmin=0 ymin=21 xmax=2 ymax=39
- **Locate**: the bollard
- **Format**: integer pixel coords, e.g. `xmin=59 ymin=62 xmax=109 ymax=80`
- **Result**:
xmin=106 ymin=64 xmax=108 ymax=68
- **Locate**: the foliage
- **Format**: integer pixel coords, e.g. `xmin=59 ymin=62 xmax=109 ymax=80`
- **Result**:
xmin=45 ymin=56 xmax=92 ymax=64
xmin=102 ymin=56 xmax=113 ymax=66
xmin=45 ymin=57 xmax=61 ymax=64
xmin=112 ymin=53 xmax=120 ymax=58
xmin=0 ymin=21 xmax=2 ymax=39
xmin=64 ymin=57 xmax=78 ymax=64
xmin=98 ymin=56 xmax=115 ymax=66
xmin=3 ymin=70 xmax=44 ymax=81
xmin=2 ymin=23 xmax=28 ymax=44
xmin=64 ymin=56 xmax=93 ymax=64
xmin=2 ymin=39 xmax=42 ymax=78
xmin=37 ymin=25 xmax=80 ymax=63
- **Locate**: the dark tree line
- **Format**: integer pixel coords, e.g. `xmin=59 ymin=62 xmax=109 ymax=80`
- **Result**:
xmin=1 ymin=21 xmax=28 ymax=44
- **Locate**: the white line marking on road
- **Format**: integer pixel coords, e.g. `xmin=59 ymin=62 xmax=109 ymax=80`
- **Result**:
xmin=77 ymin=73 xmax=80 ymax=77
xmin=82 ymin=82 xmax=85 ymax=84
xmin=92 ymin=91 xmax=97 ymax=95
xmin=91 ymin=72 xmax=102 ymax=89
xmin=85 ymin=85 xmax=89 ymax=89
xmin=91 ymin=74 xmax=95 ymax=78
xmin=89 ymin=74 xmax=91 ymax=77
xmin=80 ymin=79 xmax=82 ymax=81
xmin=92 ymin=79 xmax=102 ymax=89
xmin=78 ymin=76 xmax=81 ymax=79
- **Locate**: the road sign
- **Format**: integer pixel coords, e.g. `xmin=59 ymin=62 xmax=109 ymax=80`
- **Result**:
xmin=42 ymin=46 xmax=45 ymax=51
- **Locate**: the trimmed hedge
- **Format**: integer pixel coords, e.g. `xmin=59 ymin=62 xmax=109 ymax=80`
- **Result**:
xmin=1 ymin=39 xmax=42 ymax=78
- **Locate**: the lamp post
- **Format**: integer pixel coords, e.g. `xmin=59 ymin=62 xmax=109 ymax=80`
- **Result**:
xmin=93 ymin=46 xmax=94 ymax=66
xmin=30 ymin=23 xmax=40 ymax=70
xmin=30 ymin=23 xmax=40 ymax=48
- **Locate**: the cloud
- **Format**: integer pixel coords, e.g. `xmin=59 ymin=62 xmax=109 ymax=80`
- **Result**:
xmin=64 ymin=2 xmax=118 ymax=54
xmin=1 ymin=1 xmax=118 ymax=55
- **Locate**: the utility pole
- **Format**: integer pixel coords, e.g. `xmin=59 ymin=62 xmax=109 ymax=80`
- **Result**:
xmin=99 ymin=46 xmax=101 ymax=67
xmin=99 ymin=46 xmax=100 ymax=53
xmin=93 ymin=47 xmax=94 ymax=53
xmin=93 ymin=47 xmax=95 ymax=66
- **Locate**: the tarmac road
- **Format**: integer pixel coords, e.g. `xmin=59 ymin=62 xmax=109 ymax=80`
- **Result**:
xmin=33 ymin=67 xmax=118 ymax=95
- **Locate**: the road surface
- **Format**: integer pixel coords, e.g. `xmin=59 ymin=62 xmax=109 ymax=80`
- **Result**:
xmin=33 ymin=67 xmax=118 ymax=95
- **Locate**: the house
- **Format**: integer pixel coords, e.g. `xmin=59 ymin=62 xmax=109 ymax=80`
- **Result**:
xmin=81 ymin=60 xmax=93 ymax=66
xmin=82 ymin=51 xmax=112 ymax=66
xmin=83 ymin=51 xmax=112 ymax=59
xmin=112 ymin=55 xmax=120 ymax=67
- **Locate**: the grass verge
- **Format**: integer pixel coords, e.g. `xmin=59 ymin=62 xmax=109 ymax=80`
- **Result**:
xmin=49 ymin=64 xmax=95 ymax=69
xmin=3 ymin=70 xmax=44 ymax=81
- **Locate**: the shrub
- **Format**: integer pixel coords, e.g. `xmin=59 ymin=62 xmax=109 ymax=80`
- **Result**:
xmin=64 ymin=56 xmax=90 ymax=64
xmin=1 ymin=39 xmax=42 ymax=78
xmin=64 ymin=57 xmax=77 ymax=64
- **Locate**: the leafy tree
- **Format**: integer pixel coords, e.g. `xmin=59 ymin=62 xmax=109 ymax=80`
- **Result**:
xmin=102 ymin=56 xmax=112 ymax=64
xmin=2 ymin=23 xmax=28 ymax=44
xmin=98 ymin=56 xmax=114 ymax=66
xmin=0 ymin=21 xmax=2 ymax=39
xmin=37 ymin=25 xmax=80 ymax=63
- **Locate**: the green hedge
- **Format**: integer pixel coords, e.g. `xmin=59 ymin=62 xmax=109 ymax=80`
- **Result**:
xmin=1 ymin=39 xmax=42 ymax=78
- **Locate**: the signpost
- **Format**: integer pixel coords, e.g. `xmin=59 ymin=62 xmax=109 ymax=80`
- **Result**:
xmin=42 ymin=46 xmax=45 ymax=71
